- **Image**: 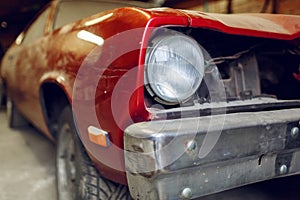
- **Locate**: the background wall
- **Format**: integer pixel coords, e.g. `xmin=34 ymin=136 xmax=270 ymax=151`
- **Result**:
xmin=0 ymin=0 xmax=49 ymax=54
xmin=171 ymin=0 xmax=300 ymax=15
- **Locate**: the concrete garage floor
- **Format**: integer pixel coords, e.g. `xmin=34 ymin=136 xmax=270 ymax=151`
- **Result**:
xmin=0 ymin=107 xmax=299 ymax=200
xmin=0 ymin=108 xmax=56 ymax=200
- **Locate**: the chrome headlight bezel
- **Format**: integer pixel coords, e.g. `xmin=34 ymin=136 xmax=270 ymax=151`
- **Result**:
xmin=144 ymin=30 xmax=205 ymax=105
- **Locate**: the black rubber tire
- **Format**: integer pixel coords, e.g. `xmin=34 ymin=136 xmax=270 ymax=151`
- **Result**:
xmin=0 ymin=82 xmax=6 ymax=107
xmin=6 ymin=98 xmax=28 ymax=128
xmin=56 ymin=106 xmax=132 ymax=200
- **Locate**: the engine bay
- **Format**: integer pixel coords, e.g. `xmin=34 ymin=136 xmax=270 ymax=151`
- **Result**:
xmin=145 ymin=28 xmax=300 ymax=118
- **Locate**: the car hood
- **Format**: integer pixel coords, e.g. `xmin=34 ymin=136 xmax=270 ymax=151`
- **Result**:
xmin=146 ymin=8 xmax=300 ymax=41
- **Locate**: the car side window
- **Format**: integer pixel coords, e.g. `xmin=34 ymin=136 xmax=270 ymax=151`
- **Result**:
xmin=22 ymin=7 xmax=50 ymax=45
xmin=54 ymin=1 xmax=129 ymax=30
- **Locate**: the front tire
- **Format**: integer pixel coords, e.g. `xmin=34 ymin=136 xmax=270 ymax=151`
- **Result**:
xmin=56 ymin=106 xmax=131 ymax=200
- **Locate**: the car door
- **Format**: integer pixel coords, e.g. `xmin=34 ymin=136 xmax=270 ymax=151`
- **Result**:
xmin=4 ymin=6 xmax=51 ymax=131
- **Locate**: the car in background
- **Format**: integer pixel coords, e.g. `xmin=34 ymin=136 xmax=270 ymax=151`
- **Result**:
xmin=1 ymin=0 xmax=300 ymax=199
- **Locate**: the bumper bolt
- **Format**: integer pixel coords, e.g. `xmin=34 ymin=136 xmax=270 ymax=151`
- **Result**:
xmin=187 ymin=140 xmax=197 ymax=152
xmin=186 ymin=140 xmax=197 ymax=156
xmin=291 ymin=127 xmax=299 ymax=138
xmin=181 ymin=187 xmax=192 ymax=199
xmin=279 ymin=164 xmax=288 ymax=175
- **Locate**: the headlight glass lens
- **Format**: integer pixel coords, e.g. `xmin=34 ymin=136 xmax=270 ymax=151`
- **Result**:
xmin=145 ymin=31 xmax=205 ymax=104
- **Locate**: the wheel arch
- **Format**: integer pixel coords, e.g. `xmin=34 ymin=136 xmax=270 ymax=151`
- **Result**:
xmin=40 ymin=79 xmax=72 ymax=139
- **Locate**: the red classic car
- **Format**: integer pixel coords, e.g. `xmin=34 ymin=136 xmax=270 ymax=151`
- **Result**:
xmin=1 ymin=0 xmax=300 ymax=199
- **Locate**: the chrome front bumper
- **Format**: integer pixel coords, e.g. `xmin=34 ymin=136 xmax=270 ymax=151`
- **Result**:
xmin=124 ymin=108 xmax=300 ymax=200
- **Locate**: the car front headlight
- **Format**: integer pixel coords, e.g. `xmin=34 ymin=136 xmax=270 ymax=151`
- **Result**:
xmin=145 ymin=30 xmax=205 ymax=105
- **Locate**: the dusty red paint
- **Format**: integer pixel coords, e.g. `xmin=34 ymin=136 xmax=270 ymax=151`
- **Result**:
xmin=1 ymin=1 xmax=300 ymax=185
xmin=182 ymin=11 xmax=300 ymax=40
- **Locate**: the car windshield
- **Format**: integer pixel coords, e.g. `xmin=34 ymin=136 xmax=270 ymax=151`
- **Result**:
xmin=54 ymin=0 xmax=152 ymax=30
